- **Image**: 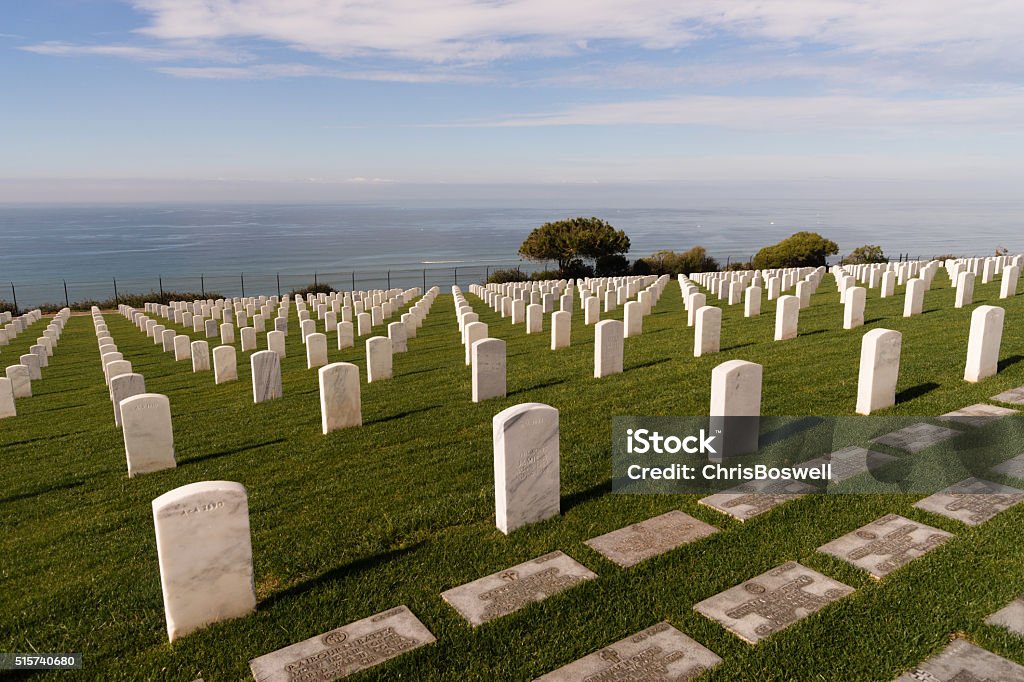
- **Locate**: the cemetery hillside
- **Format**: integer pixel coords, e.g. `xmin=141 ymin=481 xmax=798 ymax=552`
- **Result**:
xmin=4 ymin=248 xmax=1024 ymax=680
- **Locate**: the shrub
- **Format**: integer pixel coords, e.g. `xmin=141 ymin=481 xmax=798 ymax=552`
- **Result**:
xmin=724 ymin=261 xmax=753 ymax=271
xmin=529 ymin=270 xmax=563 ymax=281
xmin=486 ymin=268 xmax=528 ymax=284
xmin=518 ymin=216 xmax=630 ymax=274
xmin=595 ymin=254 xmax=630 ymax=276
xmin=630 ymin=259 xmax=653 ymax=275
xmin=752 ymin=232 xmax=838 ymax=269
xmin=289 ymin=282 xmax=337 ymax=297
xmin=843 ymin=245 xmax=887 ymax=265
xmin=634 ymin=247 xmax=720 ymax=275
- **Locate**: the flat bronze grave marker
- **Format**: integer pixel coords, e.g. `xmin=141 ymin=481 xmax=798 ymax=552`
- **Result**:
xmin=986 ymin=596 xmax=1024 ymax=636
xmin=893 ymin=638 xmax=1024 ymax=681
xmin=441 ymin=551 xmax=596 ymax=627
xmin=913 ymin=477 xmax=1024 ymax=525
xmin=699 ymin=480 xmax=817 ymax=521
xmin=584 ymin=511 xmax=719 ymax=568
xmin=989 ymin=452 xmax=1024 ymax=480
xmin=534 ymin=622 xmax=722 ymax=681
xmin=249 ymin=605 xmax=434 ymax=682
xmin=871 ymin=423 xmax=961 ymax=453
xmin=937 ymin=403 xmax=1017 ymax=428
xmin=694 ymin=561 xmax=853 ymax=644
xmin=818 ymin=514 xmax=953 ymax=579
xmin=799 ymin=445 xmax=896 ymax=483
xmin=991 ymin=385 xmax=1024 ymax=405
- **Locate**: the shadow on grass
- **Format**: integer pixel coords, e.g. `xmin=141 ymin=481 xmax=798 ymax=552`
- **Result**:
xmin=260 ymin=542 xmax=424 ymax=609
xmin=721 ymin=342 xmax=756 ymax=352
xmin=185 ymin=438 xmax=288 ymax=465
xmin=1 ymin=430 xmax=89 ymax=447
xmin=365 ymin=405 xmax=441 ymax=425
xmin=22 ymin=403 xmax=88 ymax=414
xmin=626 ymin=357 xmax=672 ymax=371
xmin=508 ymin=379 xmax=567 ymax=397
xmin=998 ymin=355 xmax=1024 ymax=372
xmin=760 ymin=417 xmax=826 ymax=447
xmin=0 ymin=480 xmax=84 ymax=505
xmin=896 ymin=382 xmax=940 ymax=404
xmin=562 ymin=479 xmax=612 ymax=514
xmin=399 ymin=366 xmax=445 ymax=378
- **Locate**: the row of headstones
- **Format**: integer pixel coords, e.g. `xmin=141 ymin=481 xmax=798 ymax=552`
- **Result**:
xmin=678 ymin=274 xmax=809 ymax=356
xmin=297 ymin=287 xmax=428 ymax=368
xmin=691 ymin=267 xmax=824 ymax=305
xmin=294 ymin=287 xmax=421 ymax=338
xmin=475 ymin=275 xmax=659 ymax=326
xmin=254 ymin=288 xmax=439 ymax=403
xmin=485 ymin=274 xmax=654 ymax=306
xmin=151 ymin=287 xmax=417 ymax=334
xmin=0 ymin=308 xmax=46 ymax=349
xmin=1 ymin=309 xmax=70 ymax=418
xmin=92 ymin=309 xmax=180 ymax=477
xmin=119 ymin=305 xmax=240 ymax=383
xmin=457 ymin=276 xmax=673 ymax=400
xmin=149 ymin=287 xmax=421 ymax=360
xmin=299 ymin=287 xmax=438 ymax=377
xmin=148 ymin=295 xmax=284 ymax=341
xmin=947 ymin=254 xmax=1024 ymax=286
xmin=0 ymin=308 xmax=47 ymax=353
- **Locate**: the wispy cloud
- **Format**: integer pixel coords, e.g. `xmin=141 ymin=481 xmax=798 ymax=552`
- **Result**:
xmin=127 ymin=0 xmax=1024 ymax=65
xmin=20 ymin=40 xmax=253 ymax=63
xmin=440 ymin=94 xmax=1024 ymax=131
xmin=19 ymin=1 xmax=1024 ymax=91
xmin=156 ymin=63 xmax=485 ymax=83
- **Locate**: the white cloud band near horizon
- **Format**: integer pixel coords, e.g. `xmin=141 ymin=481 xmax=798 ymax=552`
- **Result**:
xmin=434 ymin=93 xmax=1024 ymax=131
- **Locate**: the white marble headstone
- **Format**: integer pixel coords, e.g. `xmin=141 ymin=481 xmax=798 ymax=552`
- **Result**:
xmin=251 ymin=350 xmax=282 ymax=402
xmin=213 ymin=345 xmax=237 ymax=384
xmin=493 ymin=402 xmax=560 ymax=534
xmin=471 ymin=338 xmax=505 ymax=402
xmin=365 ymin=336 xmax=393 ymax=383
xmin=121 ymin=393 xmax=176 ymax=477
xmin=152 ymin=480 xmax=256 ymax=642
xmin=110 ymin=372 xmax=146 ymax=428
xmin=319 ymin=362 xmax=361 ymax=434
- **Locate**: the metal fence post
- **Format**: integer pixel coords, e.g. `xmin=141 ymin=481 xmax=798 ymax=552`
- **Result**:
xmin=351 ymin=272 xmax=355 ymax=291
xmin=276 ymin=273 xmax=281 ymax=298
xmin=159 ymin=275 xmax=164 ymax=299
xmin=63 ymin=280 xmax=69 ymax=307
xmin=387 ymin=270 xmax=391 ymax=289
xmin=113 ymin=277 xmax=119 ymax=305
xmin=241 ymin=272 xmax=245 ymax=298
xmin=201 ymin=274 xmax=205 ymax=298
xmin=11 ymin=282 xmax=18 ymax=314
xmin=454 ymin=267 xmax=458 ymax=286
xmin=422 ymin=269 xmax=426 ymax=290
xmin=314 ymin=272 xmax=318 ymax=288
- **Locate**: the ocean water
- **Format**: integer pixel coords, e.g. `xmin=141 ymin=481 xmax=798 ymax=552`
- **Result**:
xmin=0 ymin=199 xmax=1020 ymax=307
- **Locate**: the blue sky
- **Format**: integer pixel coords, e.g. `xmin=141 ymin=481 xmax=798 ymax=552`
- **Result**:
xmin=2 ymin=1 xmax=1023 ymax=202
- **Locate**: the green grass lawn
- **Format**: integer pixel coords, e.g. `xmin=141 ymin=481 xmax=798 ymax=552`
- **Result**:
xmin=2 ymin=273 xmax=1024 ymax=681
